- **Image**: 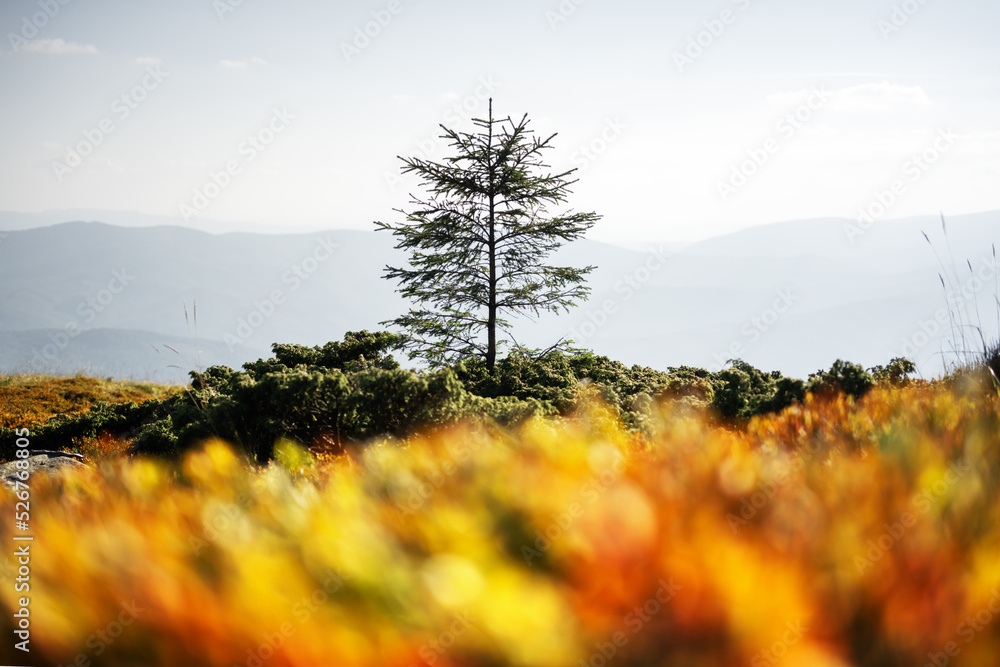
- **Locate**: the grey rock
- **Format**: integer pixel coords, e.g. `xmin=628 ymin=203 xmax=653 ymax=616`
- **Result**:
xmin=1 ymin=452 xmax=92 ymax=488
xmin=29 ymin=449 xmax=86 ymax=461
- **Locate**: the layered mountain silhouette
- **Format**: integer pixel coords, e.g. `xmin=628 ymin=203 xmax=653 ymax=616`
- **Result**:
xmin=1 ymin=210 xmax=996 ymax=383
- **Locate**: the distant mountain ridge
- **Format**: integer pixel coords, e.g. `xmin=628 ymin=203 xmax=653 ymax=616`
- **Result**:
xmin=1 ymin=210 xmax=997 ymax=382
xmin=683 ymin=211 xmax=999 ymax=272
xmin=0 ymin=209 xmax=326 ymax=235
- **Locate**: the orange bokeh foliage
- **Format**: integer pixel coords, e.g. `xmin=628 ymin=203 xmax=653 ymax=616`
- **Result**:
xmin=1 ymin=382 xmax=999 ymax=666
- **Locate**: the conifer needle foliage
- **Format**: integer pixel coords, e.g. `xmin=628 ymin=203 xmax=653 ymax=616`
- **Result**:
xmin=376 ymin=100 xmax=601 ymax=369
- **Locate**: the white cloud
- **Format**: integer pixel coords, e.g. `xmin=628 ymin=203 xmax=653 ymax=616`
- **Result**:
xmin=21 ymin=38 xmax=98 ymax=55
xmin=135 ymin=56 xmax=162 ymax=65
xmin=766 ymin=81 xmax=933 ymax=113
xmin=220 ymin=57 xmax=267 ymax=69
xmin=831 ymin=81 xmax=933 ymax=112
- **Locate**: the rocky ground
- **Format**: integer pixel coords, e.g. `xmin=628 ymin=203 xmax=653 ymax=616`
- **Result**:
xmin=0 ymin=450 xmax=90 ymax=488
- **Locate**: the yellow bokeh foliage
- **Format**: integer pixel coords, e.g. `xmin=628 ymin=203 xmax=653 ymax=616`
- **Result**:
xmin=2 ymin=383 xmax=999 ymax=666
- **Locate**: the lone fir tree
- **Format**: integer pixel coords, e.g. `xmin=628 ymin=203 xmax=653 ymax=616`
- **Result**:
xmin=376 ymin=100 xmax=601 ymax=369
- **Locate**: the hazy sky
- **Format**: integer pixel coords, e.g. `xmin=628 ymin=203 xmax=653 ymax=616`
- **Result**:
xmin=1 ymin=0 xmax=997 ymax=243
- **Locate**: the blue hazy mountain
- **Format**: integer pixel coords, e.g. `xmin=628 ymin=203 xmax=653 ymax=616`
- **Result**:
xmin=1 ymin=210 xmax=996 ymax=382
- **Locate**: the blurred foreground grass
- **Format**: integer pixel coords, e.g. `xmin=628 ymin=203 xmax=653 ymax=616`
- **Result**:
xmin=2 ymin=381 xmax=1000 ymax=666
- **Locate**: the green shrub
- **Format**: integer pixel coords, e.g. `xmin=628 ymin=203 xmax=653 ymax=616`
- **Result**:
xmin=141 ymin=354 xmax=536 ymax=462
xmin=870 ymin=357 xmax=917 ymax=387
xmin=239 ymin=330 xmax=406 ymax=378
xmin=132 ymin=419 xmax=180 ymax=457
xmin=808 ymin=360 xmax=875 ymax=399
xmin=455 ymin=349 xmax=671 ymax=417
xmin=8 ymin=331 xmax=896 ymax=463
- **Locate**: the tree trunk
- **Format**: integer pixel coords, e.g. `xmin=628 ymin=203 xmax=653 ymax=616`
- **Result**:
xmin=487 ymin=205 xmax=496 ymax=369
xmin=486 ymin=99 xmax=497 ymax=371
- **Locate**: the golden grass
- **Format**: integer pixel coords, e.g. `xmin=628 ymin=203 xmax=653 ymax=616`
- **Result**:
xmin=1 ymin=383 xmax=999 ymax=666
xmin=0 ymin=374 xmax=182 ymax=430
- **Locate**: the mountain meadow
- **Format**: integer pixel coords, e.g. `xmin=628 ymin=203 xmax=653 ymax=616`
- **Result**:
xmin=2 ymin=203 xmax=999 ymax=667
xmin=1 ymin=325 xmax=999 ymax=665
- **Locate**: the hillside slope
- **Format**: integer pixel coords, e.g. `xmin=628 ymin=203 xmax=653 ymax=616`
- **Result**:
xmin=1 ymin=211 xmax=997 ymax=379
